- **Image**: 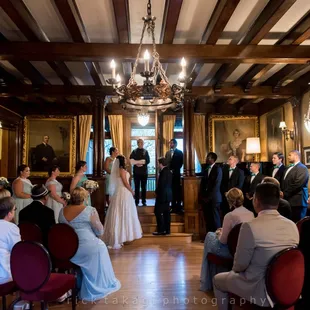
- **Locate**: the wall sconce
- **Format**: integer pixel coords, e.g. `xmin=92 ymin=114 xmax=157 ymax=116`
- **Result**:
xmin=246 ymin=137 xmax=261 ymax=161
xmin=279 ymin=121 xmax=294 ymax=140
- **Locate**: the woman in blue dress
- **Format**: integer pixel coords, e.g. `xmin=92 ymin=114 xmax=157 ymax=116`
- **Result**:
xmin=59 ymin=187 xmax=121 ymax=301
xmin=70 ymin=161 xmax=91 ymax=206
xmin=200 ymin=188 xmax=254 ymax=292
xmin=104 ymin=147 xmax=119 ymax=206
xmin=12 ymin=164 xmax=33 ymax=224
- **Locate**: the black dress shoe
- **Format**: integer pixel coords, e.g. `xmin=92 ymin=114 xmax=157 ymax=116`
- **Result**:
xmin=152 ymin=231 xmax=166 ymax=235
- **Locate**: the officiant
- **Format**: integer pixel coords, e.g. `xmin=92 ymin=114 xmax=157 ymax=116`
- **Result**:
xmin=130 ymin=139 xmax=150 ymax=206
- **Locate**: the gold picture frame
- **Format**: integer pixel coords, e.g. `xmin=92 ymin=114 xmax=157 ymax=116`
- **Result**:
xmin=209 ymin=115 xmax=259 ymax=163
xmin=22 ymin=115 xmax=76 ymax=177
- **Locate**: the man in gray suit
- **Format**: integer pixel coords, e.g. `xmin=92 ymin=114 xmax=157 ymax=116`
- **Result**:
xmin=213 ymin=183 xmax=299 ymax=309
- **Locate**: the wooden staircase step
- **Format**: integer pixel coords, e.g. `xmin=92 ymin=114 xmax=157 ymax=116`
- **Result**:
xmin=133 ymin=233 xmax=192 ymax=245
xmin=137 ymin=206 xmax=155 ymax=213
xmin=141 ymin=222 xmax=185 ymax=233
xmin=138 ymin=213 xmax=183 ymax=224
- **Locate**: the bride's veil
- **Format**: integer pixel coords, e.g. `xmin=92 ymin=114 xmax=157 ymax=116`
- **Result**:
xmin=108 ymin=158 xmax=120 ymax=196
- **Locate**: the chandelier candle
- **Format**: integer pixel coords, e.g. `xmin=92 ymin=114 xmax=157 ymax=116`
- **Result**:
xmin=181 ymin=57 xmax=186 ymax=75
xmin=144 ymin=50 xmax=150 ymax=72
xmin=110 ymin=59 xmax=116 ymax=79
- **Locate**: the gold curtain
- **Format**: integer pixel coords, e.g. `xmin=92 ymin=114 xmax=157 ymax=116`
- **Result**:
xmin=108 ymin=115 xmax=124 ymax=154
xmin=79 ymin=115 xmax=92 ymax=161
xmin=193 ymin=114 xmax=207 ymax=164
xmin=163 ymin=115 xmax=176 ymax=155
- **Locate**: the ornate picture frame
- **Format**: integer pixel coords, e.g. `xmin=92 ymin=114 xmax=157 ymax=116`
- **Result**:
xmin=209 ymin=115 xmax=259 ymax=163
xmin=22 ymin=115 xmax=76 ymax=177
xmin=304 ymin=147 xmax=310 ymax=168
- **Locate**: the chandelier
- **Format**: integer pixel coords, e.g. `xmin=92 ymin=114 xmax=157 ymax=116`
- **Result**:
xmin=305 ymin=95 xmax=310 ymax=133
xmin=107 ymin=0 xmax=188 ymax=126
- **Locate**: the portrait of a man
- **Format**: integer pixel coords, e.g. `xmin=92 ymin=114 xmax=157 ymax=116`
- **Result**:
xmin=23 ymin=116 xmax=76 ymax=176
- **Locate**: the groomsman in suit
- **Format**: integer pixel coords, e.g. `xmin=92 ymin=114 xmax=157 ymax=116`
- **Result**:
xmin=165 ymin=139 xmax=183 ymax=213
xmin=281 ymin=150 xmax=309 ymax=222
xmin=271 ymin=152 xmax=285 ymax=182
xmin=243 ymin=162 xmax=264 ymax=213
xmin=221 ymin=155 xmax=245 ymax=216
xmin=199 ymin=152 xmax=222 ymax=232
xmin=153 ymin=157 xmax=172 ymax=235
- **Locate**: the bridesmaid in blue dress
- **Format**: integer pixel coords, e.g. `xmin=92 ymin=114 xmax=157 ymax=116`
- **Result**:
xmin=12 ymin=164 xmax=33 ymax=224
xmin=70 ymin=161 xmax=91 ymax=206
xmin=104 ymin=147 xmax=119 ymax=206
xmin=59 ymin=187 xmax=121 ymax=301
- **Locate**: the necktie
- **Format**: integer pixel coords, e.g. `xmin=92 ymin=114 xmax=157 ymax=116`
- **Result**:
xmin=251 ymin=173 xmax=256 ymax=177
xmin=229 ymin=168 xmax=234 ymax=171
xmin=288 ymin=164 xmax=294 ymax=167
xmin=274 ymin=165 xmax=280 ymax=169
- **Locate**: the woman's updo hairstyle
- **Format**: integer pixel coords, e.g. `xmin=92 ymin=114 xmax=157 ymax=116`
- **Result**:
xmin=225 ymin=188 xmax=244 ymax=209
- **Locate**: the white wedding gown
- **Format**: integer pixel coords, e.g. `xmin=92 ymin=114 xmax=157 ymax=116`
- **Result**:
xmin=103 ymin=171 xmax=142 ymax=249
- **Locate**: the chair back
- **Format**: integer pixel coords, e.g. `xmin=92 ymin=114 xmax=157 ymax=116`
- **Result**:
xmin=296 ymin=216 xmax=310 ymax=235
xmin=18 ymin=222 xmax=43 ymax=243
xmin=266 ymin=247 xmax=304 ymax=308
xmin=10 ymin=241 xmax=51 ymax=293
xmin=48 ymin=223 xmax=79 ymax=261
xmin=227 ymin=223 xmax=242 ymax=256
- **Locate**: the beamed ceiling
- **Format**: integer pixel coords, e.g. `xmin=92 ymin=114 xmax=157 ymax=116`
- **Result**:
xmin=1 ymin=0 xmax=310 ymax=116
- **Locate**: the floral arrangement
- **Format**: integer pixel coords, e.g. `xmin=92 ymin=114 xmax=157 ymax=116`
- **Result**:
xmin=0 ymin=177 xmax=9 ymax=187
xmin=83 ymin=180 xmax=99 ymax=192
xmin=62 ymin=192 xmax=71 ymax=201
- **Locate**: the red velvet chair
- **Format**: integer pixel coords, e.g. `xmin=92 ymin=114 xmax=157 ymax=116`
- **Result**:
xmin=48 ymin=223 xmax=79 ymax=272
xmin=10 ymin=241 xmax=76 ymax=310
xmin=207 ymin=223 xmax=242 ymax=269
xmin=18 ymin=222 xmax=43 ymax=243
xmin=0 ymin=281 xmax=17 ymax=310
xmin=228 ymin=247 xmax=305 ymax=309
xmin=296 ymin=216 xmax=310 ymax=235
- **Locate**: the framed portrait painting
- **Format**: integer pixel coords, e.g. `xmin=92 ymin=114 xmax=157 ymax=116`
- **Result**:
xmin=209 ymin=115 xmax=259 ymax=163
xmin=22 ymin=116 xmax=76 ymax=176
xmin=304 ymin=147 xmax=310 ymax=168
xmin=266 ymin=107 xmax=284 ymax=160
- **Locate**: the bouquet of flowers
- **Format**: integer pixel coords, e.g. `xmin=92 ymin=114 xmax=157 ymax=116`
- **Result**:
xmin=0 ymin=177 xmax=9 ymax=187
xmin=62 ymin=192 xmax=71 ymax=202
xmin=83 ymin=180 xmax=99 ymax=192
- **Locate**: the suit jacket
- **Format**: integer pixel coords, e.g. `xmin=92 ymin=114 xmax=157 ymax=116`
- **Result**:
xmin=199 ymin=164 xmax=222 ymax=203
xmin=271 ymin=164 xmax=285 ymax=183
xmin=225 ymin=210 xmax=299 ymax=307
xmin=34 ymin=143 xmax=56 ymax=170
xmin=243 ymin=173 xmax=264 ymax=198
xmin=165 ymin=148 xmax=183 ymax=174
xmin=155 ymin=167 xmax=172 ymax=212
xmin=221 ymin=165 xmax=245 ymax=194
xmin=129 ymin=148 xmax=150 ymax=175
xmin=19 ymin=200 xmax=56 ymax=246
xmin=278 ymin=198 xmax=292 ymax=220
xmin=281 ymin=162 xmax=309 ymax=207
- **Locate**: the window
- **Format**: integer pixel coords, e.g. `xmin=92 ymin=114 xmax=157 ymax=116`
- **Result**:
xmin=85 ymin=139 xmax=93 ymax=175
xmin=104 ymin=139 xmax=113 ymax=160
xmin=195 ymin=151 xmax=202 ymax=173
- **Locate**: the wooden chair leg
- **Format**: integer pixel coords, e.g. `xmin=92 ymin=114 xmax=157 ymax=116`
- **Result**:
xmin=72 ymin=287 xmax=77 ymax=310
xmin=40 ymin=301 xmax=47 ymax=310
xmin=2 ymin=295 xmax=7 ymax=310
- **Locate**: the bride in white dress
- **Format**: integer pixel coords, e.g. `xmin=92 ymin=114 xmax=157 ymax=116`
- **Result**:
xmin=103 ymin=155 xmax=142 ymax=249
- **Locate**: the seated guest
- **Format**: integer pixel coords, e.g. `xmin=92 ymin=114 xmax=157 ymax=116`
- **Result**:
xmin=242 ymin=162 xmax=264 ymax=213
xmin=19 ymin=184 xmax=55 ymax=246
xmin=200 ymin=188 xmax=254 ymax=292
xmin=58 ymin=187 xmax=121 ymax=301
xmin=0 ymin=197 xmax=21 ymax=284
xmin=213 ymin=183 xmax=299 ymax=309
xmin=262 ymin=177 xmax=292 ymax=220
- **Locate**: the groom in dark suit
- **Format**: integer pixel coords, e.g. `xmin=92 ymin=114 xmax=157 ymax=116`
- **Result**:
xmin=153 ymin=157 xmax=172 ymax=235
xmin=199 ymin=152 xmax=222 ymax=232
xmin=281 ymin=150 xmax=309 ymax=222
xmin=243 ymin=162 xmax=264 ymax=213
xmin=271 ymin=152 xmax=285 ymax=182
xmin=165 ymin=139 xmax=183 ymax=213
xmin=221 ymin=155 xmax=245 ymax=216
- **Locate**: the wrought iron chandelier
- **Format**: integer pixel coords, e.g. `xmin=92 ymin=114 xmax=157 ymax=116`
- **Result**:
xmin=107 ymin=0 xmax=188 ymax=125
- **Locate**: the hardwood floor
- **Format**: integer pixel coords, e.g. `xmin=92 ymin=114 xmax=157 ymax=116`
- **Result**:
xmin=53 ymin=242 xmax=216 ymax=310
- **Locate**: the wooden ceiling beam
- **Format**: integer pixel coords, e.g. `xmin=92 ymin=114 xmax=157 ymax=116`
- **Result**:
xmin=2 ymin=43 xmax=310 ymax=63
xmin=112 ymin=0 xmax=131 ymax=84
xmin=54 ymin=0 xmax=104 ymax=86
xmin=189 ymin=0 xmax=240 ymax=86
xmin=213 ymin=0 xmax=296 ymax=89
xmin=0 ymin=84 xmax=297 ymax=99
xmin=0 ymin=65 xmax=21 ymax=85
xmin=238 ymin=10 xmax=310 ymax=91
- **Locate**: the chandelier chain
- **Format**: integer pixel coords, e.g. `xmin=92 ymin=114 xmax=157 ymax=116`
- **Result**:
xmin=147 ymin=0 xmax=151 ymax=16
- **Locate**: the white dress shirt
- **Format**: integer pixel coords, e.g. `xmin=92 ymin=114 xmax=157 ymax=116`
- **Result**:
xmin=250 ymin=173 xmax=258 ymax=183
xmin=284 ymin=161 xmax=299 ymax=180
xmin=0 ymin=220 xmax=21 ymax=284
xmin=272 ymin=163 xmax=283 ymax=178
xmin=219 ymin=206 xmax=254 ymax=244
xmin=229 ymin=166 xmax=236 ymax=179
